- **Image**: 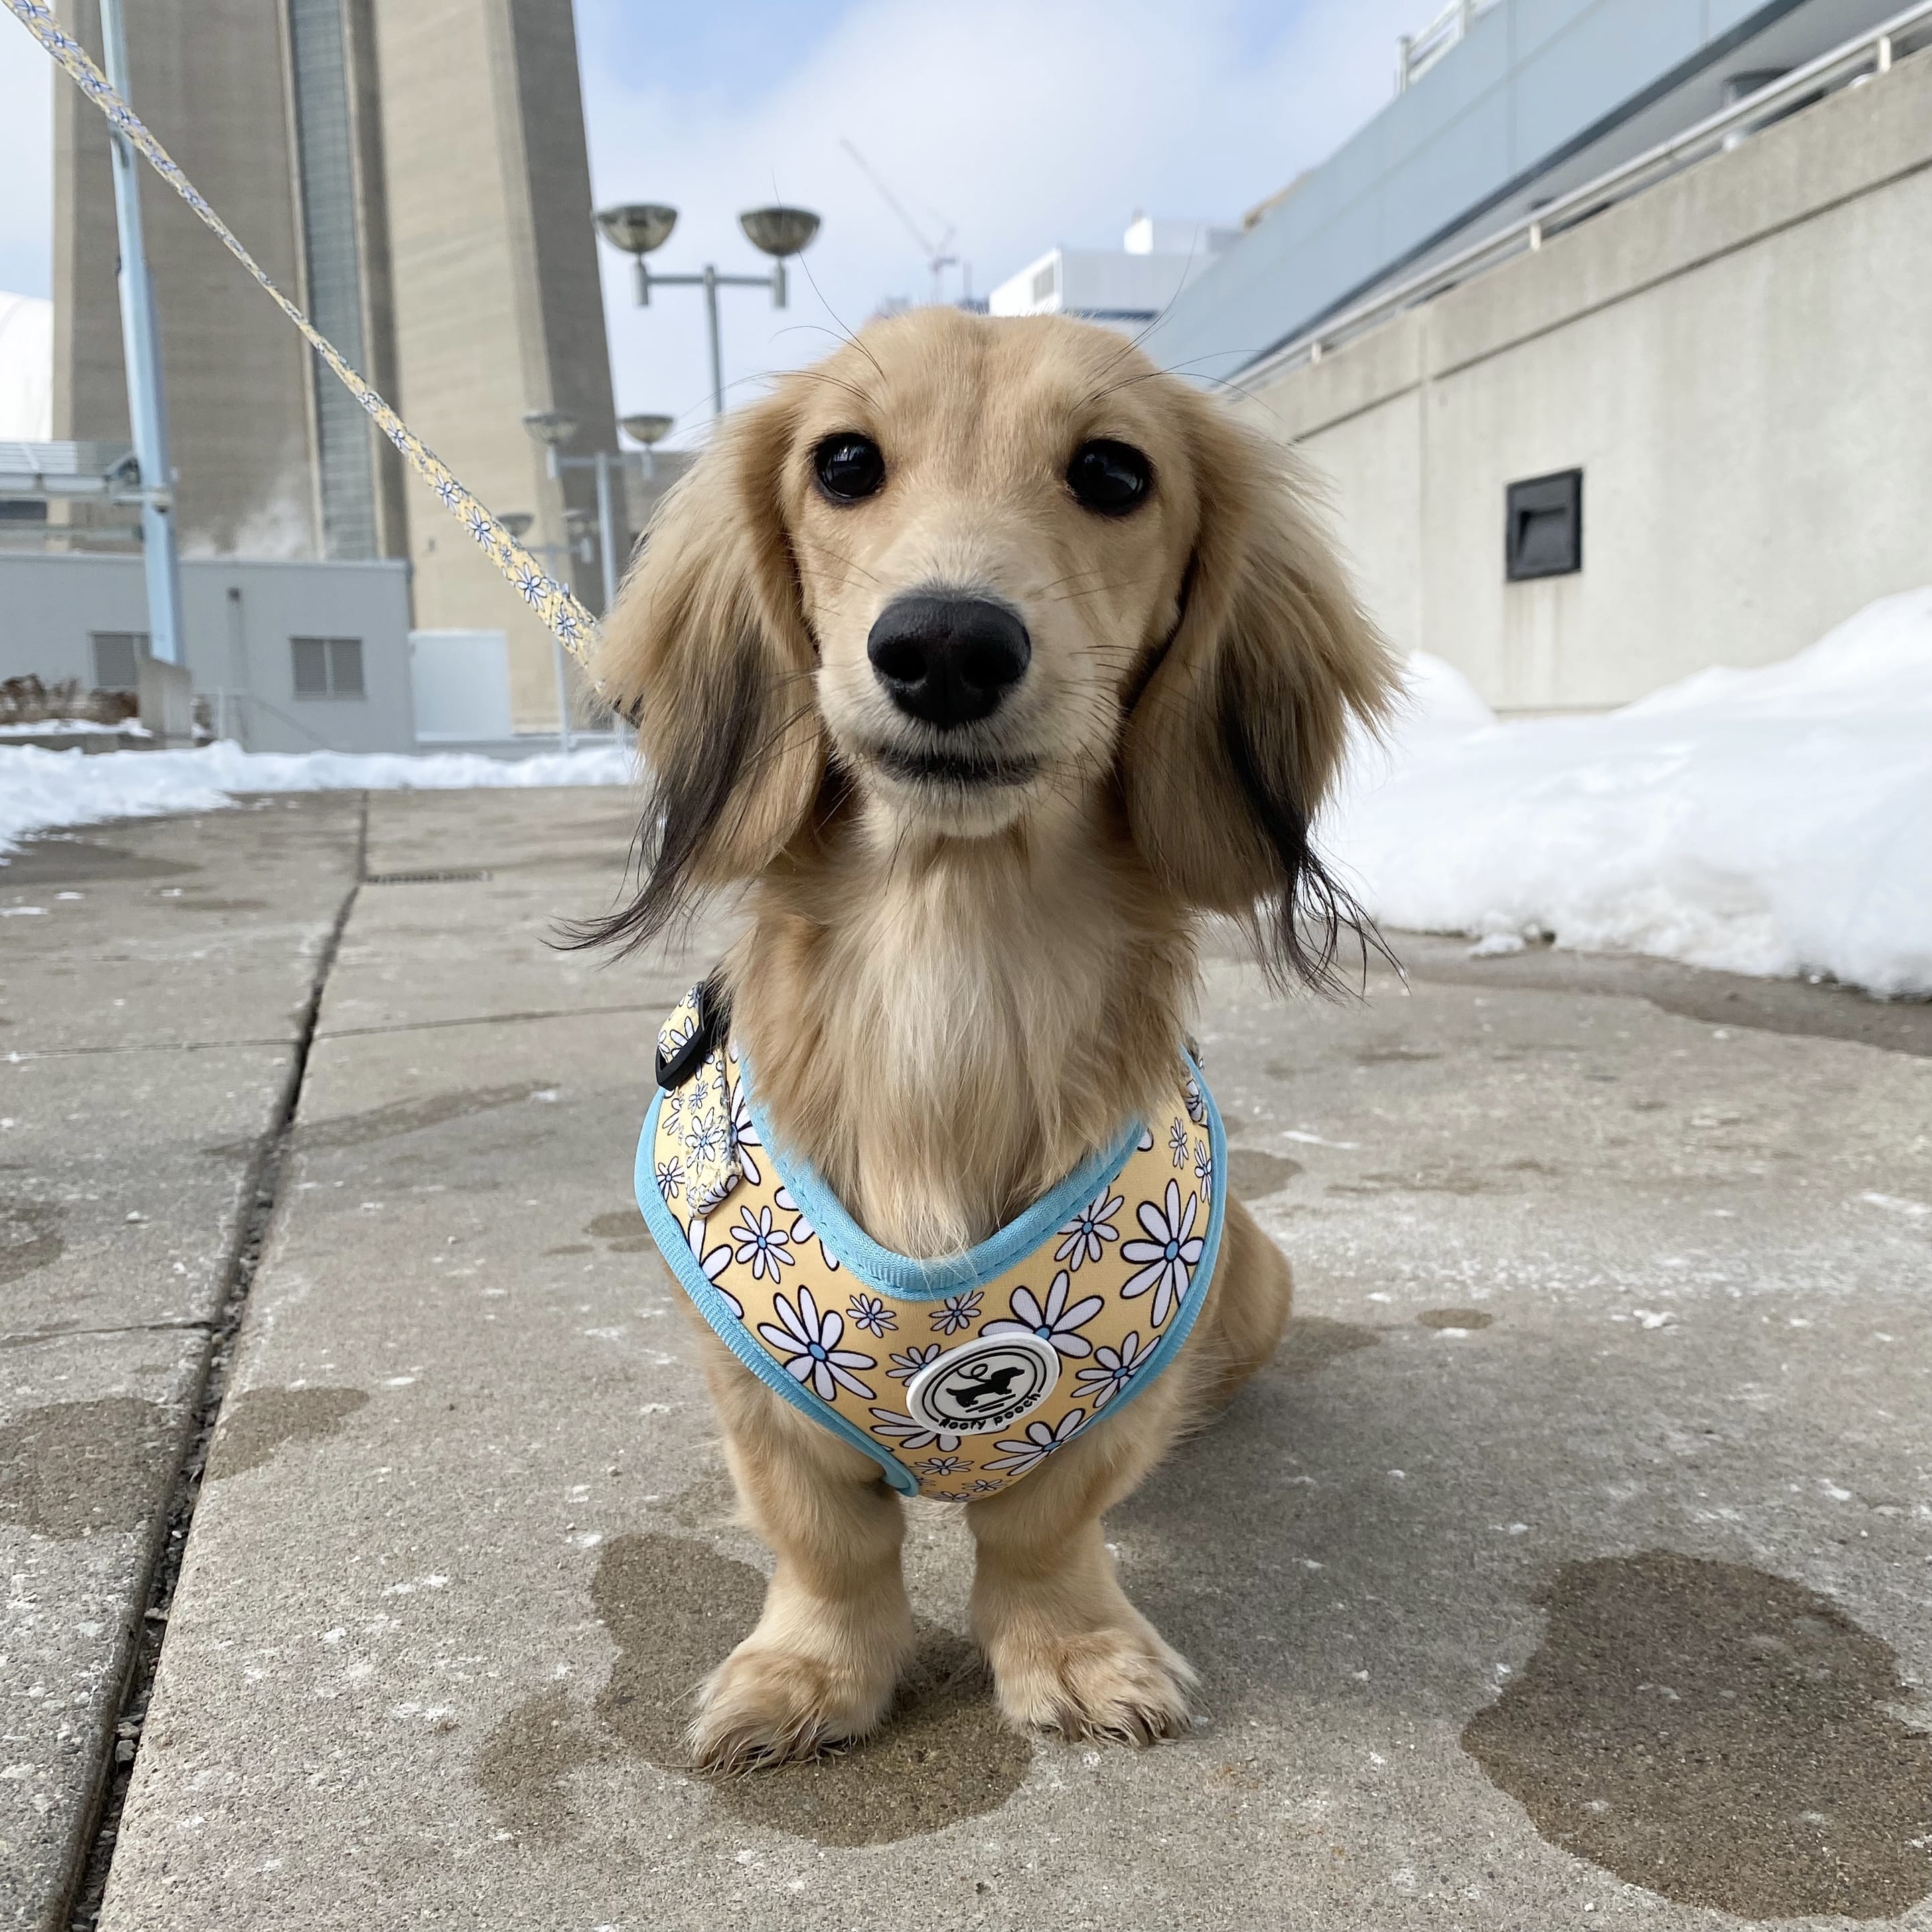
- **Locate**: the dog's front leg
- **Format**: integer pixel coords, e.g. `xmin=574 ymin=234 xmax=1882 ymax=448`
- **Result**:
xmin=691 ymin=1344 xmax=915 ymax=1771
xmin=965 ymin=1394 xmax=1197 ymax=1743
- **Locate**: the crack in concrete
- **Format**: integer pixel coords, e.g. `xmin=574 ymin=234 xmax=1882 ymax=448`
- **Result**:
xmin=60 ymin=794 xmax=370 ymax=1932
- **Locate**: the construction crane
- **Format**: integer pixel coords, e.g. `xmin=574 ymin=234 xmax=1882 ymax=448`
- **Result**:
xmin=840 ymin=139 xmax=963 ymax=307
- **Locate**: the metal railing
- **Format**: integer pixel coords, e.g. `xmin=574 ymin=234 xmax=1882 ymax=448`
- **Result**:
xmin=1396 ymin=0 xmax=1501 ymax=94
xmin=1253 ymin=0 xmax=1932 ymax=388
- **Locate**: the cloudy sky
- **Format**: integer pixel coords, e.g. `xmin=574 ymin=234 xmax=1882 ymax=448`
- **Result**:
xmin=0 ymin=0 xmax=1418 ymax=444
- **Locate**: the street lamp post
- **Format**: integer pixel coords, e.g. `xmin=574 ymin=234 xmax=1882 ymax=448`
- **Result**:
xmin=594 ymin=204 xmax=822 ymax=420
xmin=99 ymin=0 xmax=184 ymax=678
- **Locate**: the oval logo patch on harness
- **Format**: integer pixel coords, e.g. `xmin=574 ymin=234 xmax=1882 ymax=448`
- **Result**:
xmin=905 ymin=1332 xmax=1060 ymax=1435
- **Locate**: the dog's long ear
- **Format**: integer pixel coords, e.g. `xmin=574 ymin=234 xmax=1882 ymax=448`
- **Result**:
xmin=569 ymin=388 xmax=824 ymax=956
xmin=1120 ymin=398 xmax=1397 ymax=991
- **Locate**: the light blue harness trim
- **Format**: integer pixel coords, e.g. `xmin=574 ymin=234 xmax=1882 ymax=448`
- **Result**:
xmin=634 ymin=1051 xmax=1229 ymax=1498
xmin=739 ymin=1059 xmax=1144 ymax=1301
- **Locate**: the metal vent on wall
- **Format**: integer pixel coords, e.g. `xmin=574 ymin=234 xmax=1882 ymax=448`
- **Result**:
xmin=1505 ymin=469 xmax=1582 ymax=581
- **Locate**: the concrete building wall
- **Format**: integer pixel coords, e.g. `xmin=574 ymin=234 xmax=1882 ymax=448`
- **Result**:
xmin=53 ymin=0 xmax=321 ymax=558
xmin=1242 ymin=45 xmax=1932 ymax=713
xmin=0 ymin=554 xmax=413 ymax=753
xmin=373 ymin=0 xmax=617 ymax=733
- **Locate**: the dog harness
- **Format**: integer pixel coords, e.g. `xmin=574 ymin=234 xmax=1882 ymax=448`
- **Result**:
xmin=634 ymin=983 xmax=1228 ymax=1500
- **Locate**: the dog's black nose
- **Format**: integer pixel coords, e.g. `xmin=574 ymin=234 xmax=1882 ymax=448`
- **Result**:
xmin=867 ymin=593 xmax=1031 ymax=730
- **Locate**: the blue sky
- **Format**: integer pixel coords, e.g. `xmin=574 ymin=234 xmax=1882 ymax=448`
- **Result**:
xmin=1 ymin=0 xmax=1420 ymax=445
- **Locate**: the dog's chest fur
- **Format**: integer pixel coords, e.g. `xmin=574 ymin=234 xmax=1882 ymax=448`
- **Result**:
xmin=732 ymin=820 xmax=1194 ymax=1258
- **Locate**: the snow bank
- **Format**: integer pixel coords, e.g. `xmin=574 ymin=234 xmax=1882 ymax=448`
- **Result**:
xmin=1325 ymin=589 xmax=1932 ymax=998
xmin=0 ymin=738 xmax=636 ymax=861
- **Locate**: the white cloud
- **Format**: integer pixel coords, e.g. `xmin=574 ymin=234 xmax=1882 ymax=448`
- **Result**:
xmin=577 ymin=0 xmax=1417 ymax=443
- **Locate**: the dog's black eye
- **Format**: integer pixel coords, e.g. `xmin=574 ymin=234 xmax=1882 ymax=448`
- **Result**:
xmin=1066 ymin=439 xmax=1151 ymax=515
xmin=813 ymin=433 xmax=885 ymax=502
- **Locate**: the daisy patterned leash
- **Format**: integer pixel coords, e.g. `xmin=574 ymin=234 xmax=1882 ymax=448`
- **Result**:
xmin=5 ymin=0 xmax=599 ymax=665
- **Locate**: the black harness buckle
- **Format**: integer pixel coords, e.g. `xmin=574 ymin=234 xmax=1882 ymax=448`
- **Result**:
xmin=655 ymin=972 xmax=731 ymax=1090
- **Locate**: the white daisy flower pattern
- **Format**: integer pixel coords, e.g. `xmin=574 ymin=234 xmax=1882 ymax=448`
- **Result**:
xmin=1054 ymin=1191 xmax=1122 ymax=1271
xmin=1119 ymin=1179 xmax=1204 ymax=1327
xmin=1169 ymin=1120 xmax=1191 ymax=1167
xmin=930 ymin=1290 xmax=984 ymax=1336
xmin=984 ymin=1408 xmax=1086 ymax=1475
xmin=759 ymin=1289 xmax=876 ymax=1401
xmin=887 ymin=1343 xmax=943 ymax=1384
xmin=984 ymin=1270 xmax=1105 ymax=1359
xmin=846 ymin=1292 xmax=896 ymax=1337
xmin=728 ymin=1084 xmax=762 ymax=1186
xmin=730 ymin=1205 xmax=793 ymax=1282
xmin=655 ymin=1156 xmax=684 ymax=1202
xmin=1193 ymin=1136 xmax=1213 ymax=1201
xmin=868 ymin=1407 xmax=961 ymax=1453
xmin=774 ymin=1185 xmax=838 ymax=1271
xmin=1071 ymin=1329 xmax=1158 ymax=1408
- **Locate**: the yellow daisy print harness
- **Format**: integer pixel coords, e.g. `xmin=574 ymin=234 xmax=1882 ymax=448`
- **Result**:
xmin=634 ymin=983 xmax=1228 ymax=1501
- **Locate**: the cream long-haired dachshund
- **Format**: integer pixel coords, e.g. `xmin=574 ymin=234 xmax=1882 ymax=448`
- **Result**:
xmin=588 ymin=306 xmax=1395 ymax=1769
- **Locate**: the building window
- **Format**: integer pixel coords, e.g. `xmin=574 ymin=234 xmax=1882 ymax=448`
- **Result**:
xmin=1505 ymin=470 xmax=1582 ymax=581
xmin=90 ymin=631 xmax=150 ymax=692
xmin=1031 ymin=261 xmax=1058 ymax=303
xmin=291 ymin=635 xmax=365 ymax=698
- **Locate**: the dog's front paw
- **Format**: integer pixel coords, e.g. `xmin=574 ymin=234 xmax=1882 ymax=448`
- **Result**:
xmin=984 ymin=1617 xmax=1198 ymax=1744
xmin=689 ymin=1640 xmax=900 ymax=1772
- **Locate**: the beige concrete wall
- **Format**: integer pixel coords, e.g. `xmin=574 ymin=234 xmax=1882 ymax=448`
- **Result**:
xmin=53 ymin=0 xmax=320 ymax=558
xmin=374 ymin=0 xmax=616 ymax=732
xmin=1240 ymin=46 xmax=1932 ymax=714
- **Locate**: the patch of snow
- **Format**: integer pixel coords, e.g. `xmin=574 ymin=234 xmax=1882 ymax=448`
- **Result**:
xmin=0 ymin=738 xmax=636 ymax=861
xmin=1326 ymin=589 xmax=1932 ymax=996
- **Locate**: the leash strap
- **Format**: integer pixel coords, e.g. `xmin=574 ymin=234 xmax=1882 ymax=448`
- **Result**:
xmin=6 ymin=0 xmax=599 ymax=664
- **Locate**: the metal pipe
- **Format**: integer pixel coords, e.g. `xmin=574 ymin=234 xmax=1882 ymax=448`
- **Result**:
xmin=702 ymin=263 xmax=724 ymax=419
xmin=593 ymin=448 xmax=618 ymax=615
xmin=99 ymin=0 xmax=183 ymax=668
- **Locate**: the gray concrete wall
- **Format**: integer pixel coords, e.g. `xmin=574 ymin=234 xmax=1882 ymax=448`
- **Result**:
xmin=0 ymin=554 xmax=415 ymax=753
xmin=374 ymin=0 xmax=619 ymax=734
xmin=1240 ymin=44 xmax=1932 ymax=713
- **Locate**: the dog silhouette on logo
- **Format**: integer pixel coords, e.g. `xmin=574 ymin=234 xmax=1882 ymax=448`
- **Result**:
xmin=944 ymin=1359 xmax=1028 ymax=1412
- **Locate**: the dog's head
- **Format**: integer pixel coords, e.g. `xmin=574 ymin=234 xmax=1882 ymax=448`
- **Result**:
xmin=586 ymin=307 xmax=1394 ymax=985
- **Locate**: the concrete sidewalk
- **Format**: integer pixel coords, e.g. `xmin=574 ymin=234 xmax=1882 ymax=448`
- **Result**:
xmin=5 ymin=789 xmax=1929 ymax=1930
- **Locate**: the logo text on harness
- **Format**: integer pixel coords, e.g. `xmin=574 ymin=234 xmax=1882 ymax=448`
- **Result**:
xmin=905 ymin=1331 xmax=1059 ymax=1435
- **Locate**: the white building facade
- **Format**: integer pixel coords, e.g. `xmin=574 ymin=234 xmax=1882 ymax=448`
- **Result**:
xmin=988 ymin=216 xmax=1238 ymax=330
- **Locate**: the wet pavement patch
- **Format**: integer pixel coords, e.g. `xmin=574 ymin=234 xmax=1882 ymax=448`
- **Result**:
xmin=0 ymin=1200 xmax=63 ymax=1285
xmin=1418 ymin=1308 xmax=1494 ymax=1330
xmin=1463 ymin=1551 xmax=1932 ymax=1919
xmin=206 ymin=1386 xmax=369 ymax=1479
xmin=1272 ymin=1317 xmax=1380 ymax=1377
xmin=0 ymin=1396 xmax=171 ymax=1538
xmin=585 ymin=1210 xmax=651 ymax=1254
xmin=1226 ymin=1150 xmax=1303 ymax=1200
xmin=590 ymin=1531 xmax=1031 ymax=1844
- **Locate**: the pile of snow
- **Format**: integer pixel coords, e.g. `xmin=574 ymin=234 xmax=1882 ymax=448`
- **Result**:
xmin=1325 ymin=589 xmax=1932 ymax=998
xmin=0 ymin=738 xmax=636 ymax=860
